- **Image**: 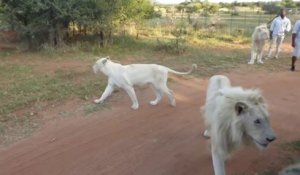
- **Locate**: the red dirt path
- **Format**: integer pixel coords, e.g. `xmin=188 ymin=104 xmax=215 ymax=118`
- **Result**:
xmin=0 ymin=70 xmax=300 ymax=175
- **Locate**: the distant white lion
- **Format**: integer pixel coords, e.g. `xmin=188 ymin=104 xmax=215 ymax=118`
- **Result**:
xmin=279 ymin=163 xmax=300 ymax=175
xmin=248 ymin=24 xmax=270 ymax=64
xmin=93 ymin=56 xmax=197 ymax=110
xmin=202 ymin=75 xmax=276 ymax=175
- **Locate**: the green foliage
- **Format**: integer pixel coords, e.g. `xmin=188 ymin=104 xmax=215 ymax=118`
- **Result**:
xmin=0 ymin=64 xmax=104 ymax=120
xmin=176 ymin=1 xmax=219 ymax=15
xmin=262 ymin=2 xmax=282 ymax=14
xmin=285 ymin=140 xmax=300 ymax=151
xmin=281 ymin=0 xmax=296 ymax=8
xmin=0 ymin=0 xmax=155 ymax=48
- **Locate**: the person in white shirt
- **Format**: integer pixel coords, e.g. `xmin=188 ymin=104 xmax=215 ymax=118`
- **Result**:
xmin=267 ymin=9 xmax=291 ymax=59
xmin=291 ymin=20 xmax=300 ymax=71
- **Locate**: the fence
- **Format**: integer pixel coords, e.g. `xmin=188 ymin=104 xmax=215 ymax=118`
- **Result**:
xmin=143 ymin=8 xmax=300 ymax=37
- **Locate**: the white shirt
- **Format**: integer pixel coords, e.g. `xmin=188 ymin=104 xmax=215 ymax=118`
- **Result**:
xmin=270 ymin=16 xmax=291 ymax=36
xmin=292 ymin=20 xmax=300 ymax=41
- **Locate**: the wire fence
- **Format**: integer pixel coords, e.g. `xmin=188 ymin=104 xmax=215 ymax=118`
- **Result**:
xmin=143 ymin=8 xmax=300 ymax=37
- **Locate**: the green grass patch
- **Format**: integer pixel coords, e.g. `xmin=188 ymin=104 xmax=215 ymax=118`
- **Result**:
xmin=0 ymin=64 xmax=106 ymax=122
xmin=84 ymin=103 xmax=109 ymax=115
xmin=284 ymin=140 xmax=300 ymax=151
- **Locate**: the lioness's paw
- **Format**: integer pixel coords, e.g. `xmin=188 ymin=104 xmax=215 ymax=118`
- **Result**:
xmin=150 ymin=101 xmax=158 ymax=105
xmin=258 ymin=60 xmax=264 ymax=64
xmin=203 ymin=130 xmax=210 ymax=139
xmin=94 ymin=99 xmax=103 ymax=104
xmin=131 ymin=104 xmax=139 ymax=110
xmin=171 ymin=100 xmax=176 ymax=107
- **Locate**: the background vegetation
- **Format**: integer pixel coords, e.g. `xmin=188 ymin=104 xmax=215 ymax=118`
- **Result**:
xmin=1 ymin=0 xmax=300 ymax=50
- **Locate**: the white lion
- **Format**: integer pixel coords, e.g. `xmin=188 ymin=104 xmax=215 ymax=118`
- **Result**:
xmin=93 ymin=56 xmax=197 ymax=110
xmin=202 ymin=75 xmax=276 ymax=175
xmin=248 ymin=24 xmax=270 ymax=64
xmin=279 ymin=163 xmax=300 ymax=175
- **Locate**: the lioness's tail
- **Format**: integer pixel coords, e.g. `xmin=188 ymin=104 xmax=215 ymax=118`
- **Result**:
xmin=167 ymin=64 xmax=197 ymax=75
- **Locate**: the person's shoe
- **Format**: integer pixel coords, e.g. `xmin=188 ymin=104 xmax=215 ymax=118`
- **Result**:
xmin=291 ymin=66 xmax=295 ymax=71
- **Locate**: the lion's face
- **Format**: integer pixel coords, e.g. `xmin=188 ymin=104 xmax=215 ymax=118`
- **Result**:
xmin=236 ymin=99 xmax=276 ymax=150
xmin=257 ymin=25 xmax=269 ymax=40
xmin=93 ymin=56 xmax=110 ymax=74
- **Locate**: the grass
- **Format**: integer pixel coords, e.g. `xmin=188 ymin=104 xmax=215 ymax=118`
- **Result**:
xmin=284 ymin=140 xmax=300 ymax=152
xmin=0 ymin=59 xmax=107 ymax=143
xmin=0 ymin=66 xmax=104 ymax=120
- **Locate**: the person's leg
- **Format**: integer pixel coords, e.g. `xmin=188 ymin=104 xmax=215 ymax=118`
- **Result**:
xmin=275 ymin=35 xmax=285 ymax=59
xmin=291 ymin=56 xmax=297 ymax=71
xmin=291 ymin=45 xmax=300 ymax=71
xmin=267 ymin=36 xmax=277 ymax=58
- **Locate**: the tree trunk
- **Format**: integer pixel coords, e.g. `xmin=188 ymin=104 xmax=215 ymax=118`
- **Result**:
xmin=72 ymin=21 xmax=75 ymax=37
xmin=83 ymin=25 xmax=87 ymax=36
xmin=26 ymin=35 xmax=33 ymax=50
xmin=55 ymin=23 xmax=65 ymax=46
xmin=99 ymin=31 xmax=104 ymax=47
xmin=108 ymin=30 xmax=113 ymax=45
xmin=48 ymin=23 xmax=56 ymax=47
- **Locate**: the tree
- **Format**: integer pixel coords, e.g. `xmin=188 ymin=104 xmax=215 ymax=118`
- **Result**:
xmin=281 ymin=0 xmax=296 ymax=8
xmin=0 ymin=0 xmax=155 ymax=49
xmin=262 ymin=2 xmax=281 ymax=14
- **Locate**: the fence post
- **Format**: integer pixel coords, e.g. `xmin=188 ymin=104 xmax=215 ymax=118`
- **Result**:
xmin=258 ymin=9 xmax=261 ymax=25
xmin=244 ymin=10 xmax=247 ymax=35
xmin=204 ymin=9 xmax=207 ymax=28
xmin=230 ymin=10 xmax=233 ymax=35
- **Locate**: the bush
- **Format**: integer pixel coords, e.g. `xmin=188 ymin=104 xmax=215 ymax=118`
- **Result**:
xmin=155 ymin=38 xmax=186 ymax=54
xmin=262 ymin=3 xmax=281 ymax=14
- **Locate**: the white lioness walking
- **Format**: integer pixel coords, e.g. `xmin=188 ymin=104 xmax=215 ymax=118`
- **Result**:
xmin=202 ymin=75 xmax=276 ymax=175
xmin=248 ymin=24 xmax=270 ymax=64
xmin=93 ymin=57 xmax=197 ymax=110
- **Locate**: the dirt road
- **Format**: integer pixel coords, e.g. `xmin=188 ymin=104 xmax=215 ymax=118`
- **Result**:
xmin=0 ymin=70 xmax=300 ymax=175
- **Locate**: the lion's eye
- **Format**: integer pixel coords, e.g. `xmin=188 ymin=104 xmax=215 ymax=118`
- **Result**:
xmin=254 ymin=119 xmax=261 ymax=124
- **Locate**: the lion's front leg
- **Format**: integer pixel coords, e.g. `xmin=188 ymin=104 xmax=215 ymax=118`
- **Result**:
xmin=94 ymin=83 xmax=114 ymax=104
xmin=257 ymin=51 xmax=264 ymax=64
xmin=203 ymin=130 xmax=210 ymax=139
xmin=211 ymin=149 xmax=226 ymax=175
xmin=248 ymin=50 xmax=256 ymax=64
xmin=123 ymin=85 xmax=139 ymax=110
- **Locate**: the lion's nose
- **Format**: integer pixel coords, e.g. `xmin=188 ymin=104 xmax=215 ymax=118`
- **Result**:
xmin=266 ymin=136 xmax=276 ymax=142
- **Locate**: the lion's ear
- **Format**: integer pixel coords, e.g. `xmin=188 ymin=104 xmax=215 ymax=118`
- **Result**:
xmin=102 ymin=58 xmax=108 ymax=65
xmin=235 ymin=102 xmax=248 ymax=115
xmin=257 ymin=27 xmax=261 ymax=32
xmin=217 ymin=90 xmax=224 ymax=96
xmin=257 ymin=96 xmax=264 ymax=103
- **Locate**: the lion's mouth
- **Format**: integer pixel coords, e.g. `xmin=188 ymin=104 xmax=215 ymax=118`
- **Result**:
xmin=254 ymin=140 xmax=268 ymax=148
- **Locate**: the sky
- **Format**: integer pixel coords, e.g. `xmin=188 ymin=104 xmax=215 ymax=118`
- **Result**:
xmin=155 ymin=0 xmax=278 ymax=4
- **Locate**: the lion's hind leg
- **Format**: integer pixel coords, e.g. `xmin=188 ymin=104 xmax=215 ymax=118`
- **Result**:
xmin=150 ymin=85 xmax=163 ymax=106
xmin=158 ymin=84 xmax=175 ymax=107
xmin=155 ymin=72 xmax=176 ymax=107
